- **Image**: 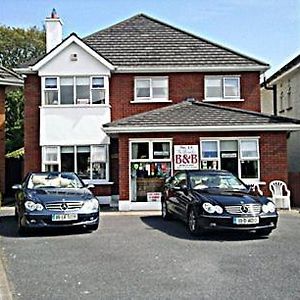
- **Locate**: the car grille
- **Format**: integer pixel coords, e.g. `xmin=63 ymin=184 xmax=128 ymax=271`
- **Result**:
xmin=44 ymin=201 xmax=84 ymax=211
xmin=225 ymin=204 xmax=261 ymax=215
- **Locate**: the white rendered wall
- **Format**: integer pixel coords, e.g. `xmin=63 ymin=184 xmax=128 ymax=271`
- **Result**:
xmin=38 ymin=42 xmax=111 ymax=76
xmin=40 ymin=106 xmax=111 ymax=146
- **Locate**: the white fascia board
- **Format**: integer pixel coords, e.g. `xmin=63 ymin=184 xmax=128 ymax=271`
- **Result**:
xmin=103 ymin=124 xmax=300 ymax=134
xmin=13 ymin=67 xmax=36 ymax=74
xmin=0 ymin=79 xmax=24 ymax=86
xmin=32 ymin=35 xmax=115 ymax=71
xmin=268 ymin=64 xmax=300 ymax=85
xmin=115 ymin=65 xmax=269 ymax=73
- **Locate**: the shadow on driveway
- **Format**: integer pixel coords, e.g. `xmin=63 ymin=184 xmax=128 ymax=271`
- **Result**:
xmin=0 ymin=215 xmax=93 ymax=238
xmin=140 ymin=216 xmax=268 ymax=242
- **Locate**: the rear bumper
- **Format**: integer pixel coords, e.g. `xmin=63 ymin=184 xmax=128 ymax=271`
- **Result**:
xmin=20 ymin=212 xmax=99 ymax=228
xmin=198 ymin=214 xmax=278 ymax=232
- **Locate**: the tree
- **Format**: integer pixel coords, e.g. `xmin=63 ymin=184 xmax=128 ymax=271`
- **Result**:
xmin=0 ymin=25 xmax=45 ymax=69
xmin=0 ymin=25 xmax=45 ymax=152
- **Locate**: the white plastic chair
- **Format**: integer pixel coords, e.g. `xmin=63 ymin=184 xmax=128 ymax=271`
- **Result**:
xmin=269 ymin=180 xmax=291 ymax=210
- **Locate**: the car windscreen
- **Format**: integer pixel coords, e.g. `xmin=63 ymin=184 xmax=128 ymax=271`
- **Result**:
xmin=27 ymin=173 xmax=84 ymax=189
xmin=190 ymin=173 xmax=247 ymax=191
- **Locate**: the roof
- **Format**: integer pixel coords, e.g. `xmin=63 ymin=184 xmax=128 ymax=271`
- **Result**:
xmin=264 ymin=53 xmax=300 ymax=85
xmin=19 ymin=13 xmax=269 ymax=72
xmin=103 ymin=100 xmax=300 ymax=133
xmin=0 ymin=66 xmax=23 ymax=86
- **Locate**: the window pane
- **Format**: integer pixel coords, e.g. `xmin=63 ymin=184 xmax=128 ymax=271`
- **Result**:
xmin=45 ymin=164 xmax=59 ymax=172
xmin=45 ymin=90 xmax=58 ymax=105
xmin=152 ymin=78 xmax=168 ymax=99
xmin=220 ymin=140 xmax=238 ymax=151
xmin=241 ymin=160 xmax=258 ymax=178
xmin=45 ymin=78 xmax=57 ymax=89
xmin=60 ymin=77 xmax=74 ymax=105
xmin=92 ymin=77 xmax=104 ymax=88
xmin=201 ymin=141 xmax=218 ymax=158
xmin=92 ymin=146 xmax=106 ymax=162
xmin=76 ymin=77 xmax=90 ymax=103
xmin=153 ymin=142 xmax=170 ymax=159
xmin=224 ymin=78 xmax=239 ymax=98
xmin=92 ymin=162 xmax=106 ymax=179
xmin=45 ymin=146 xmax=58 ymax=162
xmin=206 ymin=78 xmax=222 ymax=98
xmin=136 ymin=79 xmax=150 ymax=98
xmin=61 ymin=146 xmax=74 ymax=172
xmin=92 ymin=89 xmax=105 ymax=104
xmin=240 ymin=140 xmax=258 ymax=158
xmin=132 ymin=143 xmax=149 ymax=159
xmin=77 ymin=146 xmax=90 ymax=179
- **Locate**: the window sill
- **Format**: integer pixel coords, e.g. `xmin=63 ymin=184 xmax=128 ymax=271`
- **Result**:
xmin=82 ymin=180 xmax=114 ymax=185
xmin=130 ymin=100 xmax=172 ymax=104
xmin=203 ymin=98 xmax=244 ymax=103
xmin=40 ymin=104 xmax=111 ymax=108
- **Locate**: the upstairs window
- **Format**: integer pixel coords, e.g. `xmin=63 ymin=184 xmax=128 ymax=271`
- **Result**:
xmin=43 ymin=76 xmax=107 ymax=106
xmin=134 ymin=77 xmax=168 ymax=101
xmin=205 ymin=76 xmax=240 ymax=100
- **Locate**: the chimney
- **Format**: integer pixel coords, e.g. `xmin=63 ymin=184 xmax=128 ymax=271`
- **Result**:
xmin=45 ymin=8 xmax=63 ymax=53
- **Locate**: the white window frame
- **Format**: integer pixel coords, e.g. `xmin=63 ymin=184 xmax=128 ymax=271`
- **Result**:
xmin=204 ymin=75 xmax=242 ymax=102
xmin=200 ymin=137 xmax=260 ymax=183
xmin=41 ymin=145 xmax=109 ymax=183
xmin=133 ymin=76 xmax=170 ymax=103
xmin=42 ymin=76 xmax=108 ymax=106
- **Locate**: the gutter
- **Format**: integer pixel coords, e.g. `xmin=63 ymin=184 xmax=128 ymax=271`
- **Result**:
xmin=263 ymin=76 xmax=277 ymax=116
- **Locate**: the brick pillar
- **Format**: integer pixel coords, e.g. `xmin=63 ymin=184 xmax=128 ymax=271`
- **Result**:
xmin=24 ymin=75 xmax=41 ymax=175
xmin=0 ymin=86 xmax=5 ymax=194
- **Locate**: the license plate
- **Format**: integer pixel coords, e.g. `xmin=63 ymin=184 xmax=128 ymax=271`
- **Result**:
xmin=233 ymin=217 xmax=259 ymax=225
xmin=52 ymin=214 xmax=78 ymax=221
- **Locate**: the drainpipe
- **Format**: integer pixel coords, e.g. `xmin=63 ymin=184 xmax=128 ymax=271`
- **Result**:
xmin=263 ymin=76 xmax=277 ymax=116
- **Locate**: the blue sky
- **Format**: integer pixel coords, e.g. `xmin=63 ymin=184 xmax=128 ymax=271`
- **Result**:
xmin=1 ymin=0 xmax=299 ymax=77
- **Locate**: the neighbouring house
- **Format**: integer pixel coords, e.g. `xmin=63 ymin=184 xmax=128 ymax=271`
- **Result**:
xmin=261 ymin=54 xmax=300 ymax=206
xmin=16 ymin=10 xmax=300 ymax=211
xmin=0 ymin=66 xmax=23 ymax=196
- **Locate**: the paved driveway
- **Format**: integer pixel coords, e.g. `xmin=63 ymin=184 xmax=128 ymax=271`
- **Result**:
xmin=0 ymin=209 xmax=300 ymax=300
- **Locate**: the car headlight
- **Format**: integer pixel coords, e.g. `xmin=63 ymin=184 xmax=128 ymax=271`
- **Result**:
xmin=203 ymin=203 xmax=223 ymax=214
xmin=83 ymin=199 xmax=99 ymax=211
xmin=262 ymin=202 xmax=276 ymax=213
xmin=25 ymin=201 xmax=43 ymax=211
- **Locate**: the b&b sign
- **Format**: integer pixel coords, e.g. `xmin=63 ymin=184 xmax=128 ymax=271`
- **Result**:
xmin=174 ymin=145 xmax=199 ymax=170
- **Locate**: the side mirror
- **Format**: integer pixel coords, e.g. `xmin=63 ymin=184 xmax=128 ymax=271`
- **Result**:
xmin=12 ymin=184 xmax=22 ymax=190
xmin=86 ymin=184 xmax=95 ymax=189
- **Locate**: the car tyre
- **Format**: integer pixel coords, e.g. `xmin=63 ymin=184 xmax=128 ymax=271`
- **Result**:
xmin=162 ymin=201 xmax=172 ymax=220
xmin=187 ymin=208 xmax=202 ymax=235
xmin=255 ymin=229 xmax=272 ymax=237
xmin=17 ymin=215 xmax=27 ymax=235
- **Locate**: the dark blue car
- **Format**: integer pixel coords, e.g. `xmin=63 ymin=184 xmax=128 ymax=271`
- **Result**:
xmin=162 ymin=170 xmax=278 ymax=236
xmin=13 ymin=172 xmax=100 ymax=234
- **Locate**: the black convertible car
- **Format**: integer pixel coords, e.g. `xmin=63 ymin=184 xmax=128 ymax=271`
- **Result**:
xmin=162 ymin=170 xmax=278 ymax=236
xmin=13 ymin=172 xmax=100 ymax=234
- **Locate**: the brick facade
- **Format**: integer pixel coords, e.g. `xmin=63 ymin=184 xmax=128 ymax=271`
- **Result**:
xmin=0 ymin=86 xmax=5 ymax=194
xmin=24 ymin=75 xmax=41 ymax=175
xmin=110 ymin=71 xmax=261 ymax=121
xmin=117 ymin=131 xmax=288 ymax=201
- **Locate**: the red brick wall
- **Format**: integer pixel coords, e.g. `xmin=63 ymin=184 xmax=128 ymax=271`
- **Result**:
xmin=0 ymin=86 xmax=5 ymax=194
xmin=91 ymin=185 xmax=112 ymax=196
xmin=110 ymin=71 xmax=261 ymax=120
xmin=24 ymin=75 xmax=41 ymax=175
xmin=117 ymin=131 xmax=287 ymax=201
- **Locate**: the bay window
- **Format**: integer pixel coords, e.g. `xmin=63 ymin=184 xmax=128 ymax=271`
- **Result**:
xmin=42 ymin=145 xmax=109 ymax=181
xmin=42 ymin=76 xmax=107 ymax=105
xmin=205 ymin=76 xmax=240 ymax=100
xmin=134 ymin=77 xmax=168 ymax=101
xmin=200 ymin=138 xmax=260 ymax=181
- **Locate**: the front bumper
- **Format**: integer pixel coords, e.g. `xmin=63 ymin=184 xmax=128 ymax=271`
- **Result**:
xmin=20 ymin=211 xmax=99 ymax=228
xmin=198 ymin=213 xmax=278 ymax=232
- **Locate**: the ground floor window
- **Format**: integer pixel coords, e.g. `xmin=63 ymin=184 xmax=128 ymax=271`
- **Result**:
xmin=130 ymin=140 xmax=172 ymax=202
xmin=200 ymin=138 xmax=260 ymax=181
xmin=42 ymin=145 xmax=108 ymax=181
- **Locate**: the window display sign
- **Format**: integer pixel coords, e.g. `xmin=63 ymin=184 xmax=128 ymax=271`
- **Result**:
xmin=174 ymin=145 xmax=199 ymax=170
xmin=147 ymin=192 xmax=162 ymax=202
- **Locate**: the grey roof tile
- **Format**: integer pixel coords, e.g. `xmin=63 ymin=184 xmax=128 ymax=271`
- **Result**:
xmin=103 ymin=100 xmax=300 ymax=129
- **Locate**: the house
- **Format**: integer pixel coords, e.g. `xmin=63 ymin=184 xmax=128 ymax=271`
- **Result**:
xmin=0 ymin=66 xmax=23 ymax=196
xmin=17 ymin=10 xmax=300 ymax=210
xmin=261 ymin=54 xmax=300 ymax=206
